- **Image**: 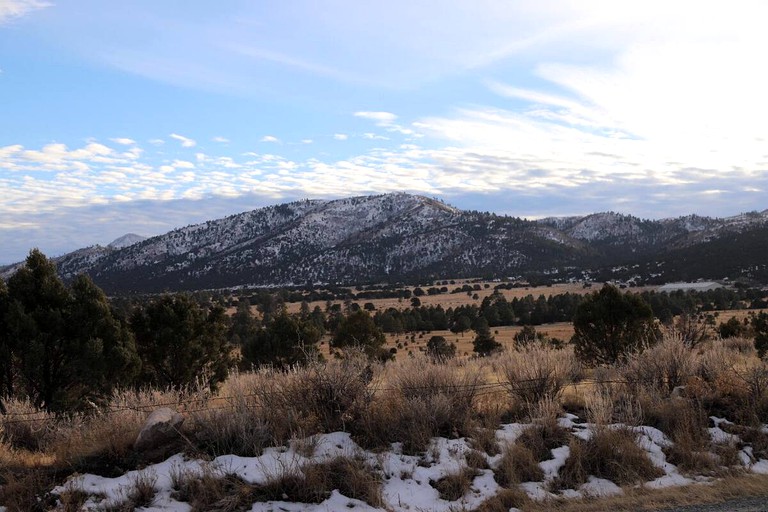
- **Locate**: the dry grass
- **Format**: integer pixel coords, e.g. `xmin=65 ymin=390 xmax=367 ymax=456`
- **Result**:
xmin=431 ymin=466 xmax=480 ymax=501
xmin=354 ymin=357 xmax=487 ymax=453
xmin=170 ymin=455 xmax=382 ymax=509
xmin=527 ymin=473 xmax=768 ymax=512
xmin=4 ymin=334 xmax=768 ymax=510
xmin=554 ymin=427 xmax=664 ymax=490
xmin=497 ymin=346 xmax=580 ymax=412
xmin=173 ymin=470 xmax=255 ymax=512
xmin=623 ymin=333 xmax=698 ymax=396
xmin=475 ymin=487 xmax=530 ymax=511
xmin=495 ymin=443 xmax=545 ymax=486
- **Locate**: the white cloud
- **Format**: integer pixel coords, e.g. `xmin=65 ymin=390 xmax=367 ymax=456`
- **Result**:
xmin=333 ymin=133 xmax=348 ymax=141
xmin=301 ymin=139 xmax=313 ymax=144
xmin=110 ymin=137 xmax=136 ymax=145
xmin=169 ymin=133 xmax=196 ymax=147
xmin=362 ymin=133 xmax=389 ymax=140
xmin=148 ymin=138 xmax=165 ymax=146
xmin=0 ymin=0 xmax=49 ymax=24
xmin=260 ymin=135 xmax=279 ymax=143
xmin=171 ymin=160 xmax=195 ymax=169
xmin=212 ymin=136 xmax=230 ymax=143
xmin=355 ymin=111 xmax=416 ymax=136
xmin=354 ymin=111 xmax=397 ymax=123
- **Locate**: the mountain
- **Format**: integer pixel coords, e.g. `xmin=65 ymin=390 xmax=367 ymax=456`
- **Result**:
xmin=107 ymin=233 xmax=147 ymax=249
xmin=2 ymin=194 xmax=767 ymax=293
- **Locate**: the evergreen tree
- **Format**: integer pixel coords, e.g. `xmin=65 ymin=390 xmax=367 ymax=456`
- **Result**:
xmin=229 ymin=300 xmax=260 ymax=346
xmin=472 ymin=317 xmax=502 ymax=356
xmin=426 ymin=335 xmax=456 ymax=360
xmin=332 ymin=310 xmax=386 ymax=359
xmin=5 ymin=250 xmax=139 ymax=411
xmin=0 ymin=279 xmax=11 ymax=412
xmin=66 ymin=275 xmax=141 ymax=396
xmin=571 ymin=284 xmax=659 ymax=365
xmin=131 ymin=294 xmax=234 ymax=390
xmin=753 ymin=312 xmax=768 ymax=358
xmin=242 ymin=312 xmax=322 ymax=368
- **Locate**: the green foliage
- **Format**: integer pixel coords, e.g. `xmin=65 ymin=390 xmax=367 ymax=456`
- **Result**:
xmin=130 ymin=294 xmax=234 ymax=390
xmin=472 ymin=317 xmax=502 ymax=356
xmin=718 ymin=317 xmax=748 ymax=339
xmin=332 ymin=310 xmax=386 ymax=359
xmin=4 ymin=249 xmax=139 ymax=412
xmin=451 ymin=315 xmax=472 ymax=335
xmin=571 ymin=284 xmax=659 ymax=365
xmin=242 ymin=312 xmax=322 ymax=368
xmin=513 ymin=325 xmax=544 ymax=349
xmin=229 ymin=300 xmax=260 ymax=346
xmin=425 ymin=335 xmax=456 ymax=360
xmin=0 ymin=279 xmax=11 ymax=408
xmin=753 ymin=312 xmax=768 ymax=358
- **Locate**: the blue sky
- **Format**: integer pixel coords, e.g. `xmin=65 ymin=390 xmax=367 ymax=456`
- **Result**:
xmin=2 ymin=1 xmax=768 ymax=263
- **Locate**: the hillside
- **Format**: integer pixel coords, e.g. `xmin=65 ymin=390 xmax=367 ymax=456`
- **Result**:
xmin=2 ymin=193 xmax=767 ymax=293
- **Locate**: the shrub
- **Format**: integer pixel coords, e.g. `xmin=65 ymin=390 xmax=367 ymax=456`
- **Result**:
xmin=254 ymin=355 xmax=375 ymax=441
xmin=622 ymin=334 xmax=697 ymax=396
xmin=498 ymin=346 xmax=579 ymax=407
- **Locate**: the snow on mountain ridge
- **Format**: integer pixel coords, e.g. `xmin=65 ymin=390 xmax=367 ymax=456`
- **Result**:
xmin=107 ymin=233 xmax=146 ymax=249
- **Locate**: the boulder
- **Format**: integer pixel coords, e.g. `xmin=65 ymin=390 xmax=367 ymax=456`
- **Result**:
xmin=134 ymin=407 xmax=184 ymax=452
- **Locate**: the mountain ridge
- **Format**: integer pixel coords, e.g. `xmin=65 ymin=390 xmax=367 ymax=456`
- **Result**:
xmin=2 ymin=193 xmax=767 ymax=292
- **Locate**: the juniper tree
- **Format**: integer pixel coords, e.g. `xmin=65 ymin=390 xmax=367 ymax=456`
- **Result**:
xmin=472 ymin=317 xmax=502 ymax=356
xmin=571 ymin=284 xmax=659 ymax=365
xmin=5 ymin=250 xmax=139 ymax=411
xmin=130 ymin=294 xmax=234 ymax=390
xmin=242 ymin=312 xmax=322 ymax=368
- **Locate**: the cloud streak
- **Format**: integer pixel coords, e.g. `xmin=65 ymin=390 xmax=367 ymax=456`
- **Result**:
xmin=0 ymin=0 xmax=49 ymax=24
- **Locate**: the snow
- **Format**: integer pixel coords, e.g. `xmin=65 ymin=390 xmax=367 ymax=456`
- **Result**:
xmin=540 ymin=446 xmax=570 ymax=481
xmin=107 ymin=233 xmax=147 ymax=249
xmin=581 ymin=476 xmax=623 ymax=497
xmin=49 ymin=415 xmax=768 ymax=511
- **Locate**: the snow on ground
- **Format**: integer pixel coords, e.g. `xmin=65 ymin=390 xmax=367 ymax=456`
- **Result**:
xmin=50 ymin=416 xmax=768 ymax=511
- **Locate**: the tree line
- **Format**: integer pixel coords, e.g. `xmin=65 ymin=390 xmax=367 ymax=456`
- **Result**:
xmin=2 ymin=250 xmax=767 ymax=414
xmin=0 ymin=250 xmax=392 ymax=413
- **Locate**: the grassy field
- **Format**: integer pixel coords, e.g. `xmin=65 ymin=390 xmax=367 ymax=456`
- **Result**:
xmin=283 ymin=281 xmax=656 ymax=314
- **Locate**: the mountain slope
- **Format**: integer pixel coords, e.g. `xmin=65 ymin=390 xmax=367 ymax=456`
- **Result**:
xmin=3 ymin=194 xmax=767 ymax=293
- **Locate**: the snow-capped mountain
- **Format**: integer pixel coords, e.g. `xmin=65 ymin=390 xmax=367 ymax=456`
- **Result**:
xmin=3 ymin=194 xmax=767 ymax=292
xmin=107 ymin=233 xmax=147 ymax=249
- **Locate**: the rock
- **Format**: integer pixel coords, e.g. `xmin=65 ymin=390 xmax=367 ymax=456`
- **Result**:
xmin=671 ymin=385 xmax=686 ymax=399
xmin=134 ymin=407 xmax=184 ymax=452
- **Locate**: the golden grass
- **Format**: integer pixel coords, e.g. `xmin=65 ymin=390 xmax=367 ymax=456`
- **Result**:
xmin=526 ymin=473 xmax=768 ymax=512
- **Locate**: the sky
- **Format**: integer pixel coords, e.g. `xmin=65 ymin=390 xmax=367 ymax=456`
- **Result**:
xmin=2 ymin=1 xmax=768 ymax=264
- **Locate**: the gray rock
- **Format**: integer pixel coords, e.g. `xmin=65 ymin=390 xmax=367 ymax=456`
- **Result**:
xmin=134 ymin=407 xmax=184 ymax=452
xmin=671 ymin=385 xmax=687 ymax=399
